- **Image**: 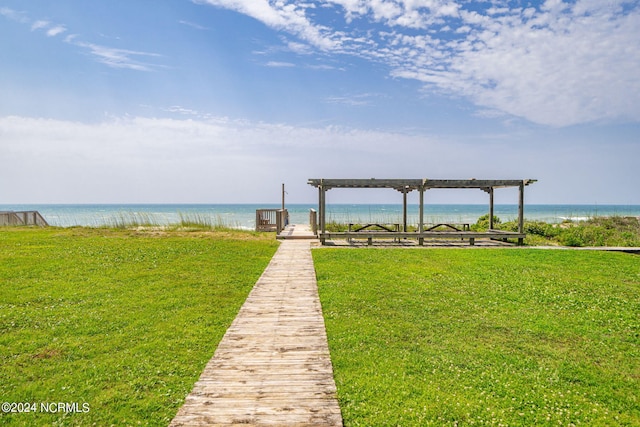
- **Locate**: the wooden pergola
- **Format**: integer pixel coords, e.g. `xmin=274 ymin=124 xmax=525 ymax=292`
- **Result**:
xmin=307 ymin=178 xmax=537 ymax=245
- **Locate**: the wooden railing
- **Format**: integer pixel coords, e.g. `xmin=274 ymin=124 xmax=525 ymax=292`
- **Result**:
xmin=255 ymin=209 xmax=288 ymax=233
xmin=0 ymin=211 xmax=49 ymax=226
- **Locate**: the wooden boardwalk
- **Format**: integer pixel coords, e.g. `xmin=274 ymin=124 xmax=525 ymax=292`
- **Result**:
xmin=169 ymin=238 xmax=342 ymax=427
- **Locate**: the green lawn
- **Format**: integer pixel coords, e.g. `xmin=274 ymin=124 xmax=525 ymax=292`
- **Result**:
xmin=313 ymin=248 xmax=640 ymax=426
xmin=0 ymin=227 xmax=278 ymax=426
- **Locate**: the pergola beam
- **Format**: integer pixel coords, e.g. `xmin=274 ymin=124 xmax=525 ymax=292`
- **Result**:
xmin=307 ymin=178 xmax=536 ymax=191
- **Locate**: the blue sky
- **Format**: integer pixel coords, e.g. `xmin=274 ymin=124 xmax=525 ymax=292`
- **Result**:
xmin=1 ymin=0 xmax=639 ymax=204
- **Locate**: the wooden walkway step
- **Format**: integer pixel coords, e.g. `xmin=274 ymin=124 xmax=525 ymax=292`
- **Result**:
xmin=277 ymin=224 xmax=318 ymax=240
xmin=170 ymin=239 xmax=342 ymax=427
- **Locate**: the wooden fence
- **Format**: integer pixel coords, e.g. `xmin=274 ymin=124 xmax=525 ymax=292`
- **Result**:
xmin=255 ymin=209 xmax=288 ymax=232
xmin=0 ymin=211 xmax=49 ymax=226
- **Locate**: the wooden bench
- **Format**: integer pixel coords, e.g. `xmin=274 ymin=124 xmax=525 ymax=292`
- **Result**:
xmin=320 ymin=230 xmax=526 ymax=246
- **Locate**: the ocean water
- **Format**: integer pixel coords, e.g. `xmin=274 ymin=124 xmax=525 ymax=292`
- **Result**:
xmin=2 ymin=204 xmax=640 ymax=229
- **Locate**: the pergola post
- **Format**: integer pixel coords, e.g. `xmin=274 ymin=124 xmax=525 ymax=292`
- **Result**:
xmin=418 ymin=183 xmax=424 ymax=246
xmin=518 ymin=180 xmax=525 ymax=245
xmin=319 ymin=181 xmax=326 ymax=243
xmin=402 ymin=187 xmax=408 ymax=232
xmin=489 ymin=187 xmax=495 ymax=230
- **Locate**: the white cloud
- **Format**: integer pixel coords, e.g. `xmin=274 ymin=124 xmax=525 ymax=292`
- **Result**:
xmin=286 ymin=40 xmax=313 ymax=54
xmin=326 ymin=0 xmax=461 ymax=28
xmin=46 ymin=25 xmax=67 ymax=37
xmin=196 ymin=0 xmax=339 ymax=50
xmin=1 ymin=8 xmax=161 ymax=72
xmin=179 ymin=20 xmax=209 ymax=30
xmin=30 ymin=20 xmax=50 ymax=31
xmin=29 ymin=19 xmax=66 ymax=36
xmin=163 ymin=106 xmax=203 ymax=116
xmin=0 ymin=7 xmax=28 ymax=23
xmin=199 ymin=0 xmax=640 ymax=127
xmin=324 ymin=93 xmax=377 ymax=106
xmin=443 ymin=2 xmax=640 ymax=126
xmin=72 ymin=42 xmax=162 ymax=71
xmin=64 ymin=34 xmax=79 ymax=43
xmin=265 ymin=60 xmax=296 ymax=67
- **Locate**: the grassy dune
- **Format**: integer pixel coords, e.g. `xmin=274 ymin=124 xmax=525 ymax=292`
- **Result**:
xmin=484 ymin=216 xmax=640 ymax=247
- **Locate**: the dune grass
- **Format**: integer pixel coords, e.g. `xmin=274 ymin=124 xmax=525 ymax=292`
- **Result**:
xmin=487 ymin=216 xmax=640 ymax=247
xmin=105 ymin=211 xmax=242 ymax=230
xmin=313 ymin=248 xmax=640 ymax=426
xmin=0 ymin=227 xmax=278 ymax=426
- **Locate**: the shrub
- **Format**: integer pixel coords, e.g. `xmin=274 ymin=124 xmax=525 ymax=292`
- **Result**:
xmin=559 ymin=227 xmax=586 ymax=247
xmin=474 ymin=214 xmax=501 ymax=230
xmin=559 ymin=225 xmax=609 ymax=247
xmin=524 ymin=221 xmax=560 ymax=238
